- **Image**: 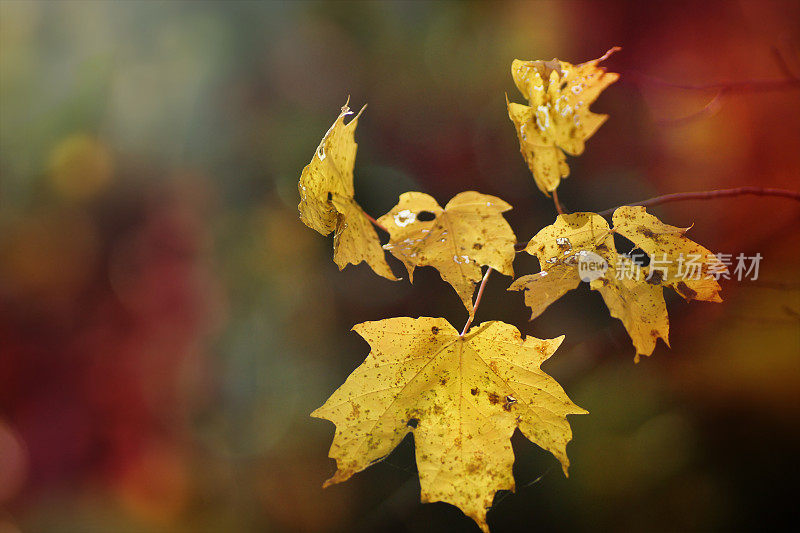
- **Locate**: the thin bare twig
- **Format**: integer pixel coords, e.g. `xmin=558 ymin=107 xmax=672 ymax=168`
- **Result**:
xmin=597 ymin=186 xmax=800 ymax=217
xmin=630 ymin=71 xmax=800 ymax=94
xmin=461 ymin=267 xmax=493 ymax=336
xmin=655 ymin=89 xmax=726 ymax=126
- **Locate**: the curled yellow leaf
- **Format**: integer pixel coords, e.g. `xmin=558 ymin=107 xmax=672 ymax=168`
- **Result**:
xmin=298 ymin=101 xmax=397 ymax=280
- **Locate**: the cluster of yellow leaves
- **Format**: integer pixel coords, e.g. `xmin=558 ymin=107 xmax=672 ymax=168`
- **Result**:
xmin=509 ymin=206 xmax=724 ymax=361
xmin=300 ymin=49 xmax=726 ymax=533
xmin=507 ymin=47 xmax=619 ymax=194
xmin=312 ymin=317 xmax=585 ymax=533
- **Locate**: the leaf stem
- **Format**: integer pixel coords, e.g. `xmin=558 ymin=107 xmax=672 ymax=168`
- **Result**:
xmin=597 ymin=186 xmax=800 ymax=216
xmin=461 ymin=267 xmax=493 ymax=336
xmin=552 ymin=188 xmax=567 ymax=215
xmin=364 ymin=211 xmax=390 ymax=233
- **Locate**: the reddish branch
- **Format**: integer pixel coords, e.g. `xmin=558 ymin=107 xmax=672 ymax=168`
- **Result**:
xmin=597 ymin=186 xmax=800 ymax=216
xmin=461 ymin=267 xmax=493 ymax=336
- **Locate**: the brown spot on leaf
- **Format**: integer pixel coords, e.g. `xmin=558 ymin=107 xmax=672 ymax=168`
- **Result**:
xmin=431 ymin=326 xmax=440 ymax=334
xmin=466 ymin=460 xmax=483 ymax=474
xmin=473 ymin=243 xmax=483 ymax=250
xmin=537 ymin=344 xmax=547 ymax=354
xmin=407 ymin=418 xmax=419 ymax=428
xmin=470 ymin=387 xmax=479 ymax=396
xmin=639 ymin=225 xmax=656 ymax=239
xmin=647 ymin=270 xmax=663 ymax=285
xmin=487 ymin=393 xmax=501 ymax=405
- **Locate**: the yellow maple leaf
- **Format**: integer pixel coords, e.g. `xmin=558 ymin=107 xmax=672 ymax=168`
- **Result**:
xmin=507 ymin=48 xmax=620 ymax=194
xmin=298 ymin=100 xmax=397 ymax=280
xmin=509 ymin=208 xmax=722 ymax=361
xmin=378 ymin=192 xmax=517 ymax=313
xmin=312 ymin=317 xmax=585 ymax=532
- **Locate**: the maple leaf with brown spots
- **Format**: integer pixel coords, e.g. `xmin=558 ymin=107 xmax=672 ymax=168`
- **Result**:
xmin=312 ymin=317 xmax=585 ymax=532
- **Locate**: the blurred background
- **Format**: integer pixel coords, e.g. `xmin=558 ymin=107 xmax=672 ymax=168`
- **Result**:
xmin=1 ymin=1 xmax=798 ymax=532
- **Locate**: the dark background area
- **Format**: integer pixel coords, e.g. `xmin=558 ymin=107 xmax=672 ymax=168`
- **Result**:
xmin=1 ymin=1 xmax=798 ymax=532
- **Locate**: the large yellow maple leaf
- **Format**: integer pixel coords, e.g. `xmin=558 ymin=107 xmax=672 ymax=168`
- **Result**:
xmin=509 ymin=208 xmax=723 ymax=361
xmin=312 ymin=317 xmax=585 ymax=532
xmin=507 ymin=48 xmax=619 ymax=194
xmin=378 ymin=192 xmax=516 ymax=313
xmin=298 ymin=100 xmax=396 ymax=280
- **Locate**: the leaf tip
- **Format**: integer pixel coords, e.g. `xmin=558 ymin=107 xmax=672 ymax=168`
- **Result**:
xmin=599 ymin=46 xmax=622 ymax=62
xmin=323 ymin=469 xmax=352 ymax=489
